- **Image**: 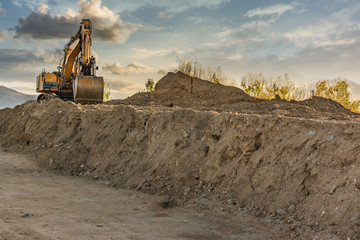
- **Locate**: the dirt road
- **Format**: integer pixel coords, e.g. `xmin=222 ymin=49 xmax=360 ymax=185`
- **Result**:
xmin=0 ymin=149 xmax=278 ymax=240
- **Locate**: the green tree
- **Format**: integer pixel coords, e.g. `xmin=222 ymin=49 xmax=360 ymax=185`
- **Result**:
xmin=103 ymin=83 xmax=111 ymax=102
xmin=145 ymin=78 xmax=155 ymax=92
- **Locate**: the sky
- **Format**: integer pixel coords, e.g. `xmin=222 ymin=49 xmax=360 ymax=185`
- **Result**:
xmin=0 ymin=0 xmax=360 ymax=99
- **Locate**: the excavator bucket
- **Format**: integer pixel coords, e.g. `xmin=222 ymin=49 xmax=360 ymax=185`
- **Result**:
xmin=73 ymin=75 xmax=104 ymax=104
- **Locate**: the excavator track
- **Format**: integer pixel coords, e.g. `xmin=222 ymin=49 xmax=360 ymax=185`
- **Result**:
xmin=37 ymin=93 xmax=58 ymax=103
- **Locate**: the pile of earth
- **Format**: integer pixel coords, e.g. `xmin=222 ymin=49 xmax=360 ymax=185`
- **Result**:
xmin=107 ymin=71 xmax=358 ymax=120
xmin=1 ymin=71 xmax=360 ymax=239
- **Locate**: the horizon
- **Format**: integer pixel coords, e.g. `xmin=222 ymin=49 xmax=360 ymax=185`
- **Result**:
xmin=0 ymin=0 xmax=359 ymax=99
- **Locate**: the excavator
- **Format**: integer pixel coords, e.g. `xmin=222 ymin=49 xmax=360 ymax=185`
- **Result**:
xmin=36 ymin=19 xmax=104 ymax=104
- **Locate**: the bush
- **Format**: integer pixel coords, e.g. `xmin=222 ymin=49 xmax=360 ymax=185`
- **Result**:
xmin=176 ymin=57 xmax=228 ymax=85
xmin=145 ymin=78 xmax=155 ymax=92
xmin=240 ymin=73 xmax=296 ymax=100
xmin=103 ymin=83 xmax=111 ymax=102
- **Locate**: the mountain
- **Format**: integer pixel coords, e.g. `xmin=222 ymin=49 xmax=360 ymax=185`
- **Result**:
xmin=0 ymin=86 xmax=36 ymax=109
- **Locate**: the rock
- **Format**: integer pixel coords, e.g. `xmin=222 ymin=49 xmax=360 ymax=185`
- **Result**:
xmin=21 ymin=213 xmax=33 ymax=218
xmin=183 ymin=187 xmax=191 ymax=196
xmin=49 ymin=159 xmax=54 ymax=166
xmin=327 ymin=135 xmax=335 ymax=141
xmin=277 ymin=209 xmax=287 ymax=216
xmin=329 ymin=186 xmax=336 ymax=195
xmin=287 ymin=204 xmax=296 ymax=213
xmin=350 ymin=213 xmax=359 ymax=223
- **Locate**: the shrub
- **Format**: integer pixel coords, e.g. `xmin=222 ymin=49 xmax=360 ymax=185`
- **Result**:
xmin=176 ymin=57 xmax=228 ymax=85
xmin=103 ymin=82 xmax=111 ymax=102
xmin=145 ymin=78 xmax=155 ymax=92
xmin=240 ymin=73 xmax=296 ymax=100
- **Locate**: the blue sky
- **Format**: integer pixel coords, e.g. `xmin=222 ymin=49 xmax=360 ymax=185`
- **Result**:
xmin=0 ymin=0 xmax=360 ymax=98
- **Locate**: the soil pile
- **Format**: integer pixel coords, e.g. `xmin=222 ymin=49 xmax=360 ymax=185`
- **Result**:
xmin=151 ymin=71 xmax=258 ymax=107
xmin=108 ymin=72 xmax=358 ymax=120
xmin=1 ymin=72 xmax=360 ymax=239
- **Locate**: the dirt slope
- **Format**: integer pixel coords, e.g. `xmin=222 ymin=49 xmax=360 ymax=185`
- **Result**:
xmin=1 ymin=72 xmax=360 ymax=239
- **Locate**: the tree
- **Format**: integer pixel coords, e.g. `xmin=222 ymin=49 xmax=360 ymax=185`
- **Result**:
xmin=145 ymin=78 xmax=155 ymax=92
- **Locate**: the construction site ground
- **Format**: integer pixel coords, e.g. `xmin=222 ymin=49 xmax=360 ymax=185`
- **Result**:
xmin=1 ymin=72 xmax=360 ymax=239
xmin=0 ymin=149 xmax=278 ymax=240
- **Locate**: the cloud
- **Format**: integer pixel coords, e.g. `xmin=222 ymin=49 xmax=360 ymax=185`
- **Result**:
xmin=0 ymin=47 xmax=64 ymax=71
xmin=157 ymin=69 xmax=168 ymax=75
xmin=216 ymin=20 xmax=274 ymax=47
xmin=13 ymin=0 xmax=158 ymax=43
xmin=0 ymin=30 xmax=15 ymax=43
xmin=278 ymin=41 xmax=360 ymax=81
xmin=112 ymin=0 xmax=230 ymax=14
xmin=284 ymin=22 xmax=358 ymax=48
xmin=133 ymin=48 xmax=194 ymax=60
xmin=33 ymin=47 xmax=63 ymax=64
xmin=157 ymin=11 xmax=173 ymax=19
xmin=0 ymin=3 xmax=6 ymax=15
xmin=106 ymin=79 xmax=140 ymax=91
xmin=103 ymin=62 xmax=152 ymax=75
xmin=185 ymin=16 xmax=209 ymax=25
xmin=284 ymin=3 xmax=360 ymax=48
xmin=0 ymin=49 xmax=34 ymax=64
xmin=105 ymin=78 xmax=144 ymax=98
xmin=11 ymin=0 xmax=48 ymax=10
xmin=245 ymin=1 xmax=300 ymax=18
xmin=14 ymin=10 xmax=78 ymax=40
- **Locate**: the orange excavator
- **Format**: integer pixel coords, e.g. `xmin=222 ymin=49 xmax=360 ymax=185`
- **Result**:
xmin=36 ymin=19 xmax=104 ymax=104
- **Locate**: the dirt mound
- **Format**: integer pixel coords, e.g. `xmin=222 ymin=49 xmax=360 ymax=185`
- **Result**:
xmin=110 ymin=72 xmax=357 ymax=120
xmin=1 ymin=73 xmax=360 ymax=239
xmin=151 ymin=71 xmax=258 ymax=107
xmin=300 ymin=96 xmax=351 ymax=114
xmin=105 ymin=92 xmax=151 ymax=106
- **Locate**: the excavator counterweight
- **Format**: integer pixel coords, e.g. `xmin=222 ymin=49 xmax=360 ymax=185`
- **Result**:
xmin=36 ymin=19 xmax=104 ymax=104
